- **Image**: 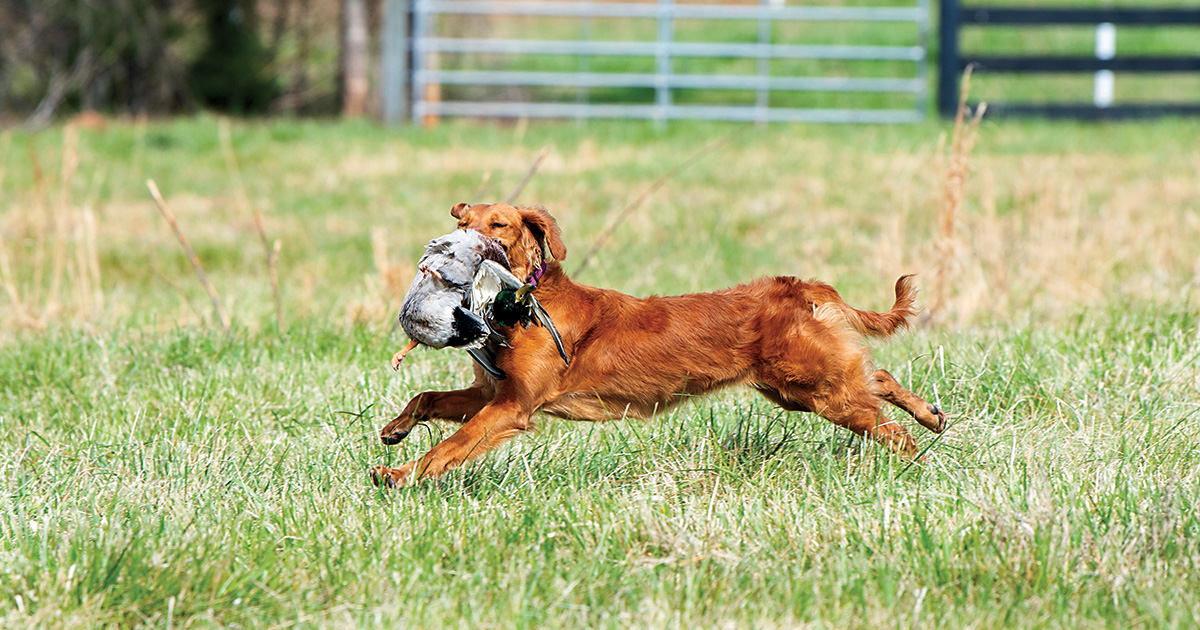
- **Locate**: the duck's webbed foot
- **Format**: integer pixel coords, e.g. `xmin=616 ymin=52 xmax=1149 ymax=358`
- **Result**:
xmin=391 ymin=339 xmax=420 ymax=371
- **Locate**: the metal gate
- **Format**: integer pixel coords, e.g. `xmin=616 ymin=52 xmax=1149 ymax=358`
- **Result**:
xmin=383 ymin=0 xmax=930 ymax=125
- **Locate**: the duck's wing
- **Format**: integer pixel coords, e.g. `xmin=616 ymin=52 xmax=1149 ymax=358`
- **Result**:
xmin=479 ymin=259 xmax=523 ymax=288
xmin=469 ymin=263 xmax=501 ymax=315
xmin=445 ymin=306 xmax=489 ymax=349
xmin=466 ymin=345 xmax=506 ymax=380
xmin=471 ymin=259 xmax=523 ymax=316
xmin=527 ymin=295 xmax=570 ymax=366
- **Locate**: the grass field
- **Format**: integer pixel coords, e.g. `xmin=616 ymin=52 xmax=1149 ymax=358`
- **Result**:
xmin=1 ymin=114 xmax=1200 ymax=628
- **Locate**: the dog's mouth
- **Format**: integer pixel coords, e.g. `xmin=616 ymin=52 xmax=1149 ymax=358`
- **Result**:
xmin=489 ymin=236 xmax=513 ymax=254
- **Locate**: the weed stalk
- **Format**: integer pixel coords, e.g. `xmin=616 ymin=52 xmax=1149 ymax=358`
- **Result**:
xmin=931 ymin=67 xmax=986 ymax=319
xmin=146 ymin=179 xmax=231 ymax=332
xmin=219 ymin=118 xmax=284 ymax=332
xmin=504 ymin=147 xmax=549 ymax=204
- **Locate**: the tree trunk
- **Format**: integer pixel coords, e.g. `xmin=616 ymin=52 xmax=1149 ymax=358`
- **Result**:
xmin=341 ymin=0 xmax=369 ymax=117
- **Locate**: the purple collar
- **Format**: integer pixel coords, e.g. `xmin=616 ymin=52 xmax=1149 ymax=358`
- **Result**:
xmin=527 ymin=262 xmax=548 ymax=287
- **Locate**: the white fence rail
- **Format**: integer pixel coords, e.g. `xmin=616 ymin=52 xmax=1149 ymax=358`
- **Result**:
xmin=383 ymin=0 xmax=930 ymax=125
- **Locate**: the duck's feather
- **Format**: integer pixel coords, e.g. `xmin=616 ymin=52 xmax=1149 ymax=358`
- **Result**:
xmin=397 ymin=229 xmax=566 ymax=377
xmin=466 ymin=345 xmax=506 ymax=380
xmin=470 ymin=260 xmax=569 ymax=366
xmin=399 ymin=230 xmax=506 ymax=349
xmin=529 ymin=296 xmax=570 ymax=365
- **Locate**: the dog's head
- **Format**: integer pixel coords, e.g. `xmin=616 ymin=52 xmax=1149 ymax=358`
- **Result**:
xmin=450 ymin=202 xmax=566 ymax=280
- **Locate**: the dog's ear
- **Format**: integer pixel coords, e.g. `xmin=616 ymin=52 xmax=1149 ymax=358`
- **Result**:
xmin=450 ymin=202 xmax=470 ymax=219
xmin=519 ymin=206 xmax=567 ymax=261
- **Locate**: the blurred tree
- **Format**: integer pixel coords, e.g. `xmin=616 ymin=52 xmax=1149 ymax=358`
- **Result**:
xmin=0 ymin=0 xmax=190 ymax=126
xmin=188 ymin=0 xmax=280 ymax=113
xmin=0 ymin=0 xmax=369 ymax=120
xmin=341 ymin=0 xmax=369 ymax=116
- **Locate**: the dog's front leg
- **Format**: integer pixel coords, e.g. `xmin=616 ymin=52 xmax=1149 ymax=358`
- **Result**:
xmin=371 ymin=399 xmax=533 ymax=487
xmin=379 ymin=385 xmax=493 ymax=445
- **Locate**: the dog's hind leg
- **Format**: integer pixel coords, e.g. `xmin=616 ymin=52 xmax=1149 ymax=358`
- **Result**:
xmin=757 ymin=381 xmax=919 ymax=458
xmin=753 ymin=355 xmax=921 ymax=458
xmin=751 ymin=311 xmax=921 ymax=458
xmin=824 ymin=400 xmax=919 ymax=458
xmin=871 ymin=369 xmax=947 ymax=433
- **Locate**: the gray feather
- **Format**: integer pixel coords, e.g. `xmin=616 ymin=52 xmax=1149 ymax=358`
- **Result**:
xmin=397 ymin=229 xmax=568 ymax=376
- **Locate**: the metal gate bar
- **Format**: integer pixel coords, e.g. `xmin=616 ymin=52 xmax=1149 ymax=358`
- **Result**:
xmin=387 ymin=0 xmax=929 ymax=125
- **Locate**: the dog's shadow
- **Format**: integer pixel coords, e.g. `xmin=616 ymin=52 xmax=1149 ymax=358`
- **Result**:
xmin=713 ymin=405 xmax=889 ymax=472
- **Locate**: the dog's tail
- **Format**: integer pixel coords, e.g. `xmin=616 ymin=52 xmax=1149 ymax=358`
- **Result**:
xmin=812 ymin=275 xmax=918 ymax=339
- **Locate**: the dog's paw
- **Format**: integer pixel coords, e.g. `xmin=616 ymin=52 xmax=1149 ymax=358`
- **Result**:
xmin=928 ymin=405 xmax=949 ymax=433
xmin=380 ymin=428 xmax=410 ymax=446
xmin=370 ymin=464 xmax=414 ymax=488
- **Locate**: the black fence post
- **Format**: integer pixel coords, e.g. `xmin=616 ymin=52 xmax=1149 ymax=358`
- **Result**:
xmin=938 ymin=0 xmax=961 ymax=117
xmin=940 ymin=4 xmax=1200 ymax=119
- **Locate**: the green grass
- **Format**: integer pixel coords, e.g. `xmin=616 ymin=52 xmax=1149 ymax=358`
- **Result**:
xmin=1 ymin=116 xmax=1200 ymax=627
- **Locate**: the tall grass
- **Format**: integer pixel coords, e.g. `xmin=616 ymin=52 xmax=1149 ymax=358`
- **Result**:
xmin=1 ymin=116 xmax=1199 ymax=627
xmin=3 ymin=116 xmax=1198 ymax=332
xmin=930 ymin=68 xmax=986 ymax=323
xmin=0 ymin=124 xmax=103 ymax=330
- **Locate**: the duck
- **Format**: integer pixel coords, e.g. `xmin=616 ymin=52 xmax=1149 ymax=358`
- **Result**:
xmin=392 ymin=229 xmax=510 ymax=378
xmin=391 ymin=230 xmax=569 ymax=379
xmin=471 ymin=259 xmax=570 ymax=367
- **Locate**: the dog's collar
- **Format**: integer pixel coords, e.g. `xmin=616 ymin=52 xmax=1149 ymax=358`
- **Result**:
xmin=527 ymin=262 xmax=547 ymax=287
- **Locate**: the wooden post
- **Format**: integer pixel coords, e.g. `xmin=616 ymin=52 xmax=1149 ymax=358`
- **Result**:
xmin=342 ymin=0 xmax=369 ymax=117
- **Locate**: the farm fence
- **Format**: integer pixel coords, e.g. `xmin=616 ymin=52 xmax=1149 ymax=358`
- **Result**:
xmin=939 ymin=0 xmax=1200 ymax=119
xmin=382 ymin=0 xmax=931 ymax=125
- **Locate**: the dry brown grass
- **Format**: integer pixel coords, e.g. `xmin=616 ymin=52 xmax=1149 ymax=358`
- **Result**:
xmin=147 ymin=179 xmax=231 ymax=332
xmin=0 ymin=117 xmax=1197 ymax=335
xmin=0 ymin=124 xmax=103 ymax=330
xmin=219 ymin=117 xmax=285 ymax=332
xmin=344 ymin=225 xmax=415 ymax=326
xmin=932 ymin=151 xmax=1200 ymax=322
xmin=930 ymin=68 xmax=986 ymax=325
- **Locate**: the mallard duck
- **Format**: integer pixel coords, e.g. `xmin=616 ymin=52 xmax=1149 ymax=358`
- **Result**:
xmin=471 ymin=260 xmax=569 ymax=366
xmin=392 ymin=229 xmax=510 ymax=378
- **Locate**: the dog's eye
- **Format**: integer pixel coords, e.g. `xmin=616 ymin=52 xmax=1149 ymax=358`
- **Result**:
xmin=490 ymin=222 xmax=507 ymax=229
xmin=457 ymin=223 xmax=467 ymax=229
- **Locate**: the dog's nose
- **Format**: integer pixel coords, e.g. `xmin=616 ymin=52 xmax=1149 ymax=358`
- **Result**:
xmin=380 ymin=429 xmax=409 ymax=445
